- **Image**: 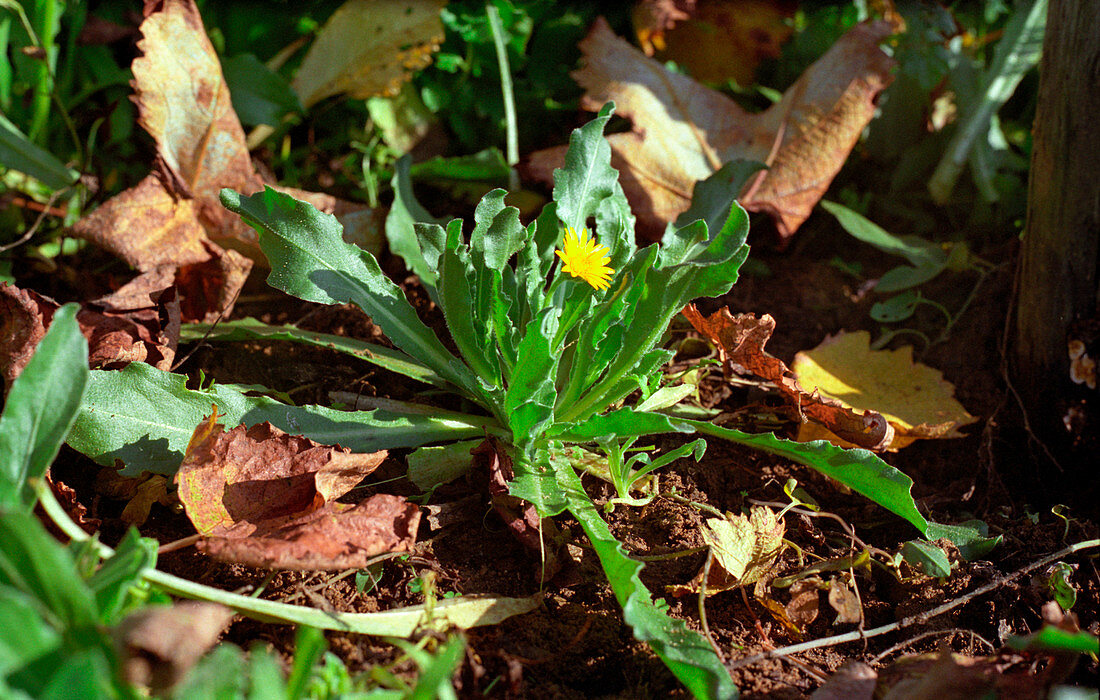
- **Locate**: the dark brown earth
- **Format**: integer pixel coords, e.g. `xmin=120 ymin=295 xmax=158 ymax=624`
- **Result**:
xmin=47 ymin=211 xmax=1099 ymax=698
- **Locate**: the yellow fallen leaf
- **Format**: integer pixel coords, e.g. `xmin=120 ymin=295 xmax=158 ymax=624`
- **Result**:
xmin=291 ymin=0 xmax=445 ymax=109
xmin=668 ymin=505 xmax=785 ymax=596
xmin=791 ymin=331 xmax=977 ymax=450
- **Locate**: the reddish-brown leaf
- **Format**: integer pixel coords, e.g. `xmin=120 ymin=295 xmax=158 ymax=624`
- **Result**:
xmin=0 ymin=283 xmax=180 ymax=389
xmin=175 ymin=412 xmax=417 ymax=570
xmin=197 ymin=494 xmax=420 ymax=570
xmin=682 ymin=304 xmax=894 ymax=450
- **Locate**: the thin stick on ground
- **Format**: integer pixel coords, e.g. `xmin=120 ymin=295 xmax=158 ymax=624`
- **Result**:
xmin=726 ymin=538 xmax=1100 ymax=670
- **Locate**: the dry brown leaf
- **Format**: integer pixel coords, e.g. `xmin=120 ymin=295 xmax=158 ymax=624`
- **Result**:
xmin=291 ymin=0 xmax=445 ymax=108
xmin=175 ymin=411 xmax=417 ymax=570
xmin=94 ymin=469 xmax=172 ymax=527
xmin=197 ymin=494 xmax=419 ymax=570
xmin=791 ymin=331 xmax=977 ymax=450
xmin=826 ymin=575 xmax=862 ymax=625
xmin=0 ymin=283 xmax=179 ymax=389
xmin=786 ymin=576 xmax=822 ymax=629
xmin=176 ymin=413 xmax=388 ymax=535
xmin=527 ymin=17 xmax=896 ymax=239
xmin=682 ymin=304 xmax=894 ymax=449
xmin=71 ymin=0 xmax=383 ymax=323
xmin=0 ymin=282 xmax=52 ymax=389
xmin=114 ymin=601 xmax=234 ymax=694
xmin=636 ymin=0 xmax=795 ymax=87
xmin=131 ymin=0 xmax=264 ymax=253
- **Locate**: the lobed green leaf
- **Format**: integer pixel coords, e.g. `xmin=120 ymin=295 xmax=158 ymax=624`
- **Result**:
xmin=68 ymin=363 xmax=497 ymax=476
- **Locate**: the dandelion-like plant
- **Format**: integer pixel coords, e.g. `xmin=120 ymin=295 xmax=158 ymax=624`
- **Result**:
xmin=555 ymin=226 xmax=615 ymax=291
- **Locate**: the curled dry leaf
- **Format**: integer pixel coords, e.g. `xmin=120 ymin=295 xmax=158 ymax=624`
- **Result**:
xmin=114 ymin=601 xmax=234 ymax=694
xmin=0 ymin=282 xmax=179 ymax=390
xmin=668 ymin=505 xmax=785 ymax=597
xmin=176 ymin=410 xmax=418 ymax=570
xmin=791 ymin=331 xmax=977 ymax=450
xmin=291 ymin=0 xmax=445 ymax=108
xmin=682 ymin=304 xmax=894 ymax=450
xmin=527 ymin=17 xmax=896 ymax=239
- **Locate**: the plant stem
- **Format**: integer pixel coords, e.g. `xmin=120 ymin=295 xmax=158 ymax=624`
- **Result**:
xmin=485 ymin=2 xmax=519 ymax=191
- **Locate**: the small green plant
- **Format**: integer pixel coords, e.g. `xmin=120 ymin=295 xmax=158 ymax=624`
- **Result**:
xmin=207 ymin=103 xmax=993 ymax=698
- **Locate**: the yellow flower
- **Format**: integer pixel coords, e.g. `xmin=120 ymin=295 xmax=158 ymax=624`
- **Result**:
xmin=555 ymin=227 xmax=615 ymax=291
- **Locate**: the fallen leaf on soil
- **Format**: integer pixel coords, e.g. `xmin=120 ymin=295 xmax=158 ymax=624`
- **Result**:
xmin=291 ymin=0 xmax=445 ymax=108
xmin=785 ymin=576 xmax=822 ymax=629
xmin=634 ymin=0 xmax=795 ymax=87
xmin=527 ymin=17 xmax=897 ymax=239
xmin=810 ymin=660 xmax=877 ymax=700
xmin=791 ymin=331 xmax=977 ymax=450
xmin=668 ymin=505 xmax=785 ymax=596
xmin=826 ymin=575 xmax=862 ymax=625
xmin=476 ymin=439 xmax=563 ymax=580
xmin=175 ymin=410 xmax=417 ymax=570
xmin=682 ymin=304 xmax=894 ymax=450
xmin=70 ymin=0 xmax=381 ymax=322
xmin=114 ymin=601 xmax=234 ymax=694
xmin=95 ymin=468 xmax=173 ymax=527
xmin=0 ymin=283 xmax=179 ymax=390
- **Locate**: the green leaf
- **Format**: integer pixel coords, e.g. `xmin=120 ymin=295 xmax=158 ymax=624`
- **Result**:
xmin=687 ymin=421 xmax=931 ymax=534
xmin=170 ymin=643 xmax=246 ymax=700
xmin=923 ymin=520 xmax=1002 ymax=561
xmin=870 ymin=292 xmax=920 ymax=323
xmin=86 ymin=528 xmax=156 ymax=624
xmin=551 ymin=407 xmax=693 ymax=442
xmin=221 ymin=53 xmax=302 ymax=127
xmin=1008 ymin=626 xmax=1100 ymax=657
xmin=386 ymin=155 xmax=443 ymax=288
xmin=403 ymin=635 xmax=465 ymax=700
xmin=438 ymin=230 xmax=500 ymax=387
xmin=1048 ymin=562 xmax=1077 ymax=612
xmin=901 ymin=539 xmax=952 ymax=578
xmin=246 ymin=645 xmax=287 ymax=700
xmin=557 ymin=466 xmax=737 ymax=699
xmin=661 ymin=160 xmax=763 ymax=267
xmin=286 ymin=626 xmax=326 ymax=700
xmin=820 ymin=201 xmax=947 ymax=270
xmin=928 ymin=0 xmax=1047 ymax=203
xmin=0 ymin=596 xmax=61 ymax=679
xmin=68 ymin=363 xmax=497 ymax=476
xmin=408 ymin=148 xmax=510 ymax=183
xmin=180 ymin=318 xmax=446 ymax=389
xmin=0 ymin=303 xmax=88 ymax=511
xmin=221 ymin=186 xmax=485 ymax=403
xmin=469 ymin=189 xmax=524 ymax=272
xmin=0 ymin=112 xmax=79 ymax=191
xmin=406 ymin=440 xmax=479 ymax=492
xmin=553 ymin=102 xmax=636 ymax=262
xmin=504 ymin=309 xmax=559 ymax=448
xmin=0 ymin=511 xmax=98 ymax=636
